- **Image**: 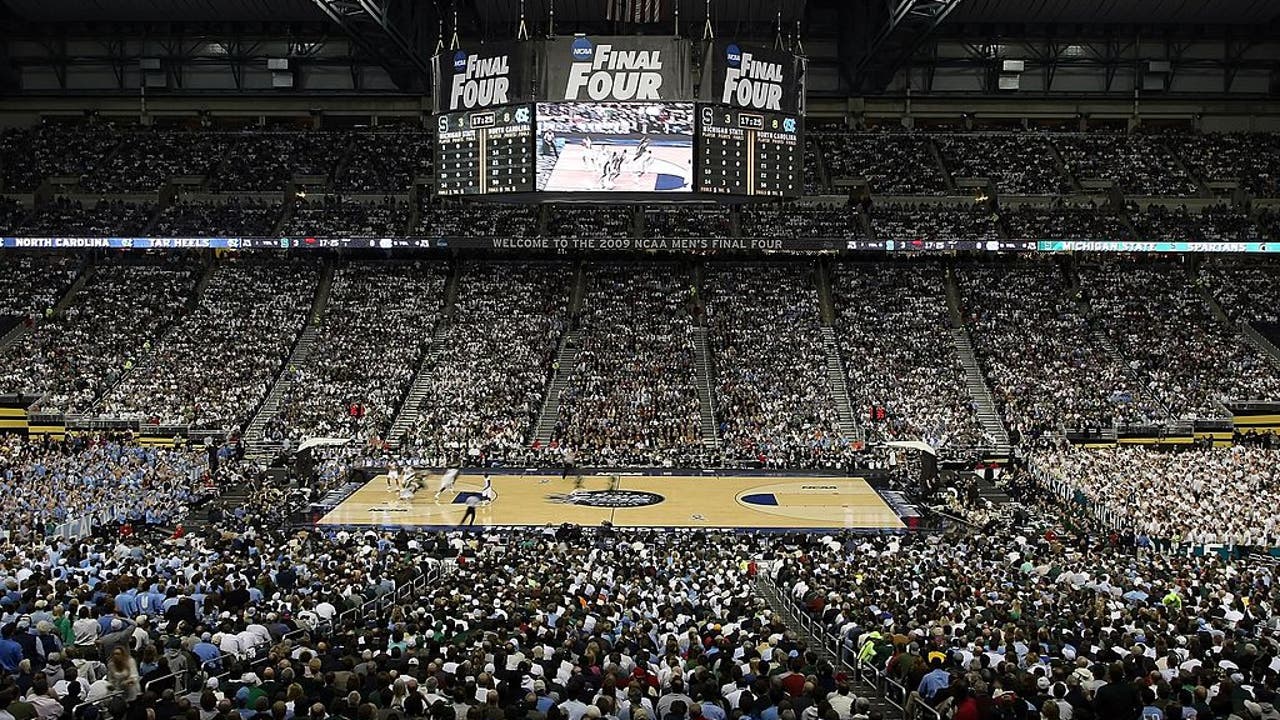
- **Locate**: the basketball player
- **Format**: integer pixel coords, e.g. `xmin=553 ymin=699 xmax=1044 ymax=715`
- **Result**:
xmin=480 ymin=474 xmax=496 ymax=505
xmin=386 ymin=465 xmax=399 ymax=492
xmin=434 ymin=468 xmax=459 ymax=502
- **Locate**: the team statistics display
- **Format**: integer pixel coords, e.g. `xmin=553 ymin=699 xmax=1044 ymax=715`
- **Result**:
xmin=434 ymin=105 xmax=535 ymax=196
xmin=697 ymin=106 xmax=802 ymax=197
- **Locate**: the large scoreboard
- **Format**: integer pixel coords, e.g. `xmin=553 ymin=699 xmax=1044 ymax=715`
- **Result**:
xmin=434 ymin=105 xmax=535 ymax=196
xmin=696 ymin=105 xmax=803 ymax=197
xmin=431 ymin=37 xmax=806 ymax=199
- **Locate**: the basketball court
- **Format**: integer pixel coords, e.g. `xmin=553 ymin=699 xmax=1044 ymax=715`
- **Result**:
xmin=539 ymin=142 xmax=692 ymax=191
xmin=316 ymin=471 xmax=905 ymax=531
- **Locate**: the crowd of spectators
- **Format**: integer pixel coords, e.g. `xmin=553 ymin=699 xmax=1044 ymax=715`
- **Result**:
xmin=274 ymin=262 xmax=444 ymax=443
xmin=283 ymin=197 xmax=410 ymax=237
xmin=18 ymin=199 xmax=154 ymax=237
xmin=870 ymin=203 xmax=1003 ymax=243
xmin=0 ymin=122 xmax=123 ymax=192
xmin=814 ymin=132 xmax=949 ymax=195
xmin=402 ymin=263 xmax=570 ymax=465
xmin=547 ymin=207 xmax=633 ymax=239
xmin=418 ymin=204 xmax=537 ymax=237
xmin=551 ymin=265 xmax=704 ymax=467
xmin=645 ymin=207 xmax=732 ymax=238
xmin=833 ymin=263 xmax=984 ymax=447
xmin=1034 ymin=443 xmax=1280 ymax=545
xmin=1175 ymin=132 xmax=1280 ymax=198
xmin=0 ymin=253 xmax=80 ymax=319
xmin=152 ymin=198 xmax=283 ymax=237
xmin=933 ymin=134 xmax=1068 ymax=195
xmin=83 ymin=132 xmax=232 ymax=193
xmin=1000 ymin=202 xmax=1134 ymax=240
xmin=336 ymin=132 xmax=433 ymax=192
xmin=1051 ymin=133 xmax=1200 ymax=197
xmin=740 ymin=206 xmax=864 ymax=239
xmin=0 ymin=198 xmax=30 ymax=234
xmin=1203 ymin=257 xmax=1280 ymax=325
xmin=960 ymin=261 xmax=1164 ymax=437
xmin=1083 ymin=261 xmax=1280 ymax=416
xmin=706 ymin=264 xmax=848 ymax=467
xmin=0 ymin=258 xmax=197 ymax=414
xmin=211 ymin=133 xmax=348 ymax=192
xmin=97 ymin=256 xmax=318 ymax=429
xmin=778 ymin=498 xmax=1280 ymax=720
xmin=0 ymin=432 xmax=211 ymax=541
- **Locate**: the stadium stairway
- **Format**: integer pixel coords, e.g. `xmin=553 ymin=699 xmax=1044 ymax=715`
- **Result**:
xmin=385 ymin=266 xmax=461 ymax=448
xmin=534 ymin=330 xmax=582 ymax=444
xmin=243 ymin=262 xmax=335 ymax=455
xmin=950 ymin=327 xmax=1012 ymax=452
xmin=754 ymin=571 xmax=898 ymax=719
xmin=1242 ymin=322 xmax=1280 ymax=371
xmin=692 ymin=327 xmax=720 ymax=449
xmin=386 ymin=321 xmax=451 ymax=449
xmin=820 ymin=327 xmax=864 ymax=443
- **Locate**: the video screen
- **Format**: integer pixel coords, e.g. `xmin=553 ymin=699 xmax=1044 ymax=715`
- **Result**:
xmin=535 ymin=102 xmax=694 ymax=192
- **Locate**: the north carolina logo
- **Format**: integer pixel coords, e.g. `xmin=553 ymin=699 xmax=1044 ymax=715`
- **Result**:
xmin=453 ymin=50 xmax=467 ymax=71
xmin=545 ymin=490 xmax=664 ymax=508
xmin=726 ymin=44 xmax=741 ymax=67
xmin=571 ymin=37 xmax=594 ymax=61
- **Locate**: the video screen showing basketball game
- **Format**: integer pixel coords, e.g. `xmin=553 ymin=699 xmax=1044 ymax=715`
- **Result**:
xmin=535 ymin=102 xmax=694 ymax=192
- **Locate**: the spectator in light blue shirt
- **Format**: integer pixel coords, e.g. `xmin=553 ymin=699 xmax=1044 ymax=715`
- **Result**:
xmin=917 ymin=657 xmax=951 ymax=702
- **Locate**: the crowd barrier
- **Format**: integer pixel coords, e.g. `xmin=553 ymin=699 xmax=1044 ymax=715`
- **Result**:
xmin=758 ymin=562 xmax=941 ymax=720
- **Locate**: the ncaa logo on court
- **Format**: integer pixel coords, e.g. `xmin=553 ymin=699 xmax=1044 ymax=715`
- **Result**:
xmin=453 ymin=50 xmax=467 ymax=71
xmin=571 ymin=37 xmax=594 ymax=60
xmin=546 ymin=490 xmax=664 ymax=508
xmin=726 ymin=44 xmax=742 ymax=68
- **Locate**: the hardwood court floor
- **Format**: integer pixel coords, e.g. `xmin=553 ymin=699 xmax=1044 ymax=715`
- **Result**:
xmin=317 ymin=472 xmax=904 ymax=530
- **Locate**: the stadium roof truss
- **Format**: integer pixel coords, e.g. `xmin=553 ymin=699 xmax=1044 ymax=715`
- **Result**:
xmin=308 ymin=0 xmax=433 ymax=91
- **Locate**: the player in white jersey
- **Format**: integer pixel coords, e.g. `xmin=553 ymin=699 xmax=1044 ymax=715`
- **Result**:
xmin=481 ymin=474 xmax=496 ymax=505
xmin=434 ymin=468 xmax=459 ymax=502
xmin=386 ymin=466 xmax=399 ymax=491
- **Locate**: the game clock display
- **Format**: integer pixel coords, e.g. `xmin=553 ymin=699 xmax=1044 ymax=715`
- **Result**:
xmin=435 ymin=105 xmax=535 ymax=195
xmin=696 ymin=105 xmax=803 ymax=197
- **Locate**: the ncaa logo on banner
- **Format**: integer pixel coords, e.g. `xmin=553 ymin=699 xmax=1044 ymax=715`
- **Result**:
xmin=571 ymin=37 xmax=594 ymax=60
xmin=726 ymin=44 xmax=742 ymax=67
xmin=453 ymin=50 xmax=467 ymax=71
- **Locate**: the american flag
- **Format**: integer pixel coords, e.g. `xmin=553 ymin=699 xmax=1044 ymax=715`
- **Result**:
xmin=606 ymin=0 xmax=662 ymax=23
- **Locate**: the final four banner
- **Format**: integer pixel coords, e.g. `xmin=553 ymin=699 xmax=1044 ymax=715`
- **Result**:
xmin=700 ymin=40 xmax=806 ymax=114
xmin=540 ymin=36 xmax=692 ymax=102
xmin=430 ymin=42 xmax=534 ymax=114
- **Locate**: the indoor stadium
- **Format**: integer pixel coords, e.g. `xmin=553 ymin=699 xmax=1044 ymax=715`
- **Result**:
xmin=0 ymin=0 xmax=1279 ymax=717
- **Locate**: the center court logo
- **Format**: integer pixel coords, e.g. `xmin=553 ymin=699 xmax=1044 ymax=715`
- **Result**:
xmin=545 ymin=490 xmax=664 ymax=508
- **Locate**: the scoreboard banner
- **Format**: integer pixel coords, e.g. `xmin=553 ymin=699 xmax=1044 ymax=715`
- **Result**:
xmin=700 ymin=40 xmax=806 ymax=115
xmin=540 ymin=36 xmax=692 ymax=103
xmin=431 ymin=42 xmax=534 ymax=114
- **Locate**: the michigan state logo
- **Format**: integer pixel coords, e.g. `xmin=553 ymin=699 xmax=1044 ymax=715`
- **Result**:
xmin=546 ymin=490 xmax=664 ymax=508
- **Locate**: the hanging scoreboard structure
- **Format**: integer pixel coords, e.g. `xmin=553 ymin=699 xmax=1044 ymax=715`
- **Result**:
xmin=430 ymin=36 xmax=806 ymax=200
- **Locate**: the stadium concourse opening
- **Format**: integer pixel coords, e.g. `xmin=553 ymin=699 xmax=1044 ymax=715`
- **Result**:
xmin=317 ymin=469 xmax=906 ymax=531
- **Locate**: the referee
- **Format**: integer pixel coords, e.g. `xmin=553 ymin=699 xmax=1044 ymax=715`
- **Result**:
xmin=460 ymin=494 xmax=480 ymax=528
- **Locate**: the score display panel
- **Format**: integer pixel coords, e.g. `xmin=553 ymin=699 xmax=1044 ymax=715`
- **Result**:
xmin=435 ymin=105 xmax=535 ymax=196
xmin=696 ymin=105 xmax=803 ymax=198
